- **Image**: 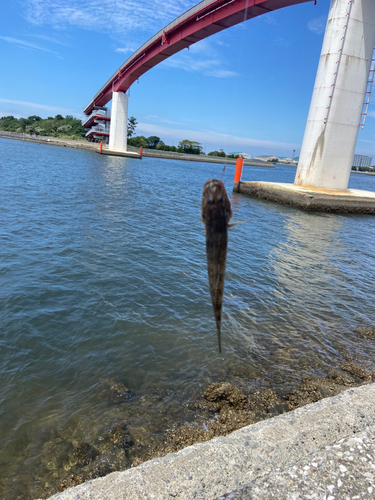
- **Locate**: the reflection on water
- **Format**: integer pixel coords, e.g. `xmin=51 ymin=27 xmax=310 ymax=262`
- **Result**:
xmin=272 ymin=212 xmax=344 ymax=300
xmin=0 ymin=138 xmax=375 ymax=499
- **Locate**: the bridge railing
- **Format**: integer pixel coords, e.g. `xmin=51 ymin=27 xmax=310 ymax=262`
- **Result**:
xmin=85 ymin=124 xmax=110 ymax=136
xmin=82 ymin=109 xmax=111 ymax=127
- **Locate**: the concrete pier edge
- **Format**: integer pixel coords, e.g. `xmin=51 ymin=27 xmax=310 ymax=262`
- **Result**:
xmin=41 ymin=382 xmax=375 ymax=500
xmin=0 ymin=132 xmax=273 ymax=167
xmin=234 ymin=181 xmax=375 ymax=214
xmin=96 ymin=149 xmax=141 ymax=159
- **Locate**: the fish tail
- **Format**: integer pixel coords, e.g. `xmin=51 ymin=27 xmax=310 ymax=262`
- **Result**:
xmin=216 ymin=321 xmax=222 ymax=353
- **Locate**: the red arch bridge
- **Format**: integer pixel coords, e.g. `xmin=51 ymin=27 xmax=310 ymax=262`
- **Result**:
xmin=82 ymin=0 xmax=375 ymax=193
xmin=82 ymin=0 xmax=314 ymax=143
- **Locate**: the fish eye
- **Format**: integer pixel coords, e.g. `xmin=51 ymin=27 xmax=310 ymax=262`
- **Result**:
xmin=207 ymin=198 xmax=214 ymax=205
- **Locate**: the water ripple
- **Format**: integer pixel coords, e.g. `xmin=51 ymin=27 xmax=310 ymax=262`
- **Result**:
xmin=1 ymin=138 xmax=375 ymax=498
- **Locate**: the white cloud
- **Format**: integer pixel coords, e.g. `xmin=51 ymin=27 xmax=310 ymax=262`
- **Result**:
xmin=21 ymin=2 xmax=236 ymax=77
xmin=308 ymin=16 xmax=326 ymax=35
xmin=161 ymin=39 xmax=238 ymax=78
xmin=204 ymin=69 xmax=238 ymax=78
xmin=23 ymin=0 xmax=197 ymax=34
xmin=136 ymin=121 xmax=299 ymax=153
xmin=274 ymin=36 xmax=291 ymax=47
xmin=31 ymin=33 xmax=71 ymax=46
xmin=0 ymin=110 xmax=22 ymax=119
xmin=163 ymin=54 xmax=236 ymax=75
xmin=115 ymin=44 xmax=138 ymax=54
xmin=0 ymin=35 xmax=59 ymax=54
xmin=264 ymin=14 xmax=278 ymax=26
xmin=213 ymin=39 xmax=230 ymax=48
xmin=144 ymin=115 xmax=185 ymax=125
xmin=0 ymin=99 xmax=80 ymax=117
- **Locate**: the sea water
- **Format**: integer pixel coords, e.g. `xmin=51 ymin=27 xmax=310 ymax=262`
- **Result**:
xmin=1 ymin=137 xmax=375 ymax=499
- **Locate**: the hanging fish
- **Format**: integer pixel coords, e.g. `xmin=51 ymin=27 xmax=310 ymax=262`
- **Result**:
xmin=201 ymin=179 xmax=232 ymax=353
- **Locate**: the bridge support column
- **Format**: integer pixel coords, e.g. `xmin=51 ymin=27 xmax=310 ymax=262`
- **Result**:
xmin=295 ymin=0 xmax=375 ymax=190
xmin=109 ymin=92 xmax=128 ymax=152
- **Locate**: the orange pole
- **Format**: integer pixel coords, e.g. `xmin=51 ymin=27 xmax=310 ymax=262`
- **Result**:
xmin=234 ymin=157 xmax=243 ymax=183
xmin=99 ymin=141 xmax=103 ymax=153
xmin=139 ymin=146 xmax=143 ymax=158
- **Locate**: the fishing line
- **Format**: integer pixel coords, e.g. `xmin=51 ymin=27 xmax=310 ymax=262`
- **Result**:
xmin=220 ymin=165 xmax=226 ymax=181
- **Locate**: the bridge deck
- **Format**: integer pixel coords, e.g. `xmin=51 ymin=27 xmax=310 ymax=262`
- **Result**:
xmin=83 ymin=0 xmax=313 ymax=115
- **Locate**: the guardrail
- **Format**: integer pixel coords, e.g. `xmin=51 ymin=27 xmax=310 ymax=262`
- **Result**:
xmin=82 ymin=110 xmax=111 ymax=127
xmin=0 ymin=130 xmax=41 ymax=139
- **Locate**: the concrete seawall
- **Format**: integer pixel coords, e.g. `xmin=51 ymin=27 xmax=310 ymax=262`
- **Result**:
xmin=41 ymin=383 xmax=375 ymax=500
xmin=0 ymin=132 xmax=273 ymax=168
xmin=234 ymin=181 xmax=375 ymax=214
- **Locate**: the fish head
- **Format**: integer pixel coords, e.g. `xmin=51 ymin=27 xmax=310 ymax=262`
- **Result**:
xmin=201 ymin=179 xmax=232 ymax=226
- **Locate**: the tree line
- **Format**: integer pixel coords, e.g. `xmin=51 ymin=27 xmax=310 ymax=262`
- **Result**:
xmin=351 ymin=166 xmax=374 ymax=172
xmin=128 ymin=135 xmax=204 ymax=155
xmin=0 ymin=115 xmax=86 ymax=139
xmin=0 ymin=114 xmax=241 ymax=158
xmin=128 ymin=120 xmax=240 ymax=157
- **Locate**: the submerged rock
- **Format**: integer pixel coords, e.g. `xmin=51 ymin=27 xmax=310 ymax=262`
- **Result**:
xmin=58 ymin=474 xmax=87 ymax=492
xmin=109 ymin=382 xmax=133 ymax=403
xmin=356 ymin=326 xmax=375 ymax=340
xmin=72 ymin=442 xmax=99 ymax=468
xmin=100 ymin=423 xmax=134 ymax=453
xmin=203 ymin=382 xmax=247 ymax=407
xmin=286 ymin=369 xmax=361 ymax=410
xmin=341 ymin=362 xmax=375 ymax=381
xmin=40 ymin=352 xmax=375 ymax=499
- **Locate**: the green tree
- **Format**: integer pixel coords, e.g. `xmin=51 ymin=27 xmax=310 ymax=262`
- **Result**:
xmin=127 ymin=135 xmax=148 ymax=148
xmin=177 ymin=139 xmax=203 ymax=155
xmin=146 ymin=136 xmax=161 ymax=149
xmin=0 ymin=114 xmax=86 ymax=138
xmin=208 ymin=150 xmax=226 ymax=157
xmin=156 ymin=140 xmax=166 ymax=150
xmin=0 ymin=116 xmax=18 ymax=131
xmin=127 ymin=116 xmax=137 ymax=138
xmin=28 ymin=115 xmax=42 ymax=122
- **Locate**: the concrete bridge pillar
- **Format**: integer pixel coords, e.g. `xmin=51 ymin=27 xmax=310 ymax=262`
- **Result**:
xmin=295 ymin=0 xmax=375 ymax=190
xmin=109 ymin=92 xmax=128 ymax=152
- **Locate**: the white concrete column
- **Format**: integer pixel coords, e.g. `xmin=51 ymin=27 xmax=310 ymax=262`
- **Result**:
xmin=295 ymin=0 xmax=375 ymax=190
xmin=109 ymin=92 xmax=128 ymax=152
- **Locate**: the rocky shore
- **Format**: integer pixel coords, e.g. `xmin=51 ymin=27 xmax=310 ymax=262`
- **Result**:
xmin=41 ymin=380 xmax=375 ymax=500
xmin=31 ymin=326 xmax=375 ymax=499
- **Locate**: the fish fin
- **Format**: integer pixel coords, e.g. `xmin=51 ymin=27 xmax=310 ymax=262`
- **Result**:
xmin=228 ymin=219 xmax=252 ymax=228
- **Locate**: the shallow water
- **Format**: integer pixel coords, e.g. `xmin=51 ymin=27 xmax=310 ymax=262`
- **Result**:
xmin=1 ymin=138 xmax=375 ymax=499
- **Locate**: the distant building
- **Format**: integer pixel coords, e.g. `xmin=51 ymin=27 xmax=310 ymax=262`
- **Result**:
xmin=254 ymin=155 xmax=280 ymax=163
xmin=254 ymin=155 xmax=298 ymax=164
xmin=227 ymin=152 xmax=252 ymax=159
xmin=278 ymin=157 xmax=293 ymax=164
xmin=254 ymin=155 xmax=278 ymax=162
xmin=353 ymin=154 xmax=372 ymax=167
xmin=83 ymin=106 xmax=111 ymax=142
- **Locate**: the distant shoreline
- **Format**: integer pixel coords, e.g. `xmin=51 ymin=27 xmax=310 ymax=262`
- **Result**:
xmin=351 ymin=170 xmax=375 ymax=176
xmin=0 ymin=131 xmax=275 ymax=168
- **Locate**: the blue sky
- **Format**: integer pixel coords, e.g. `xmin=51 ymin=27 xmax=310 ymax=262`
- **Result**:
xmin=0 ymin=0 xmax=374 ymax=157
